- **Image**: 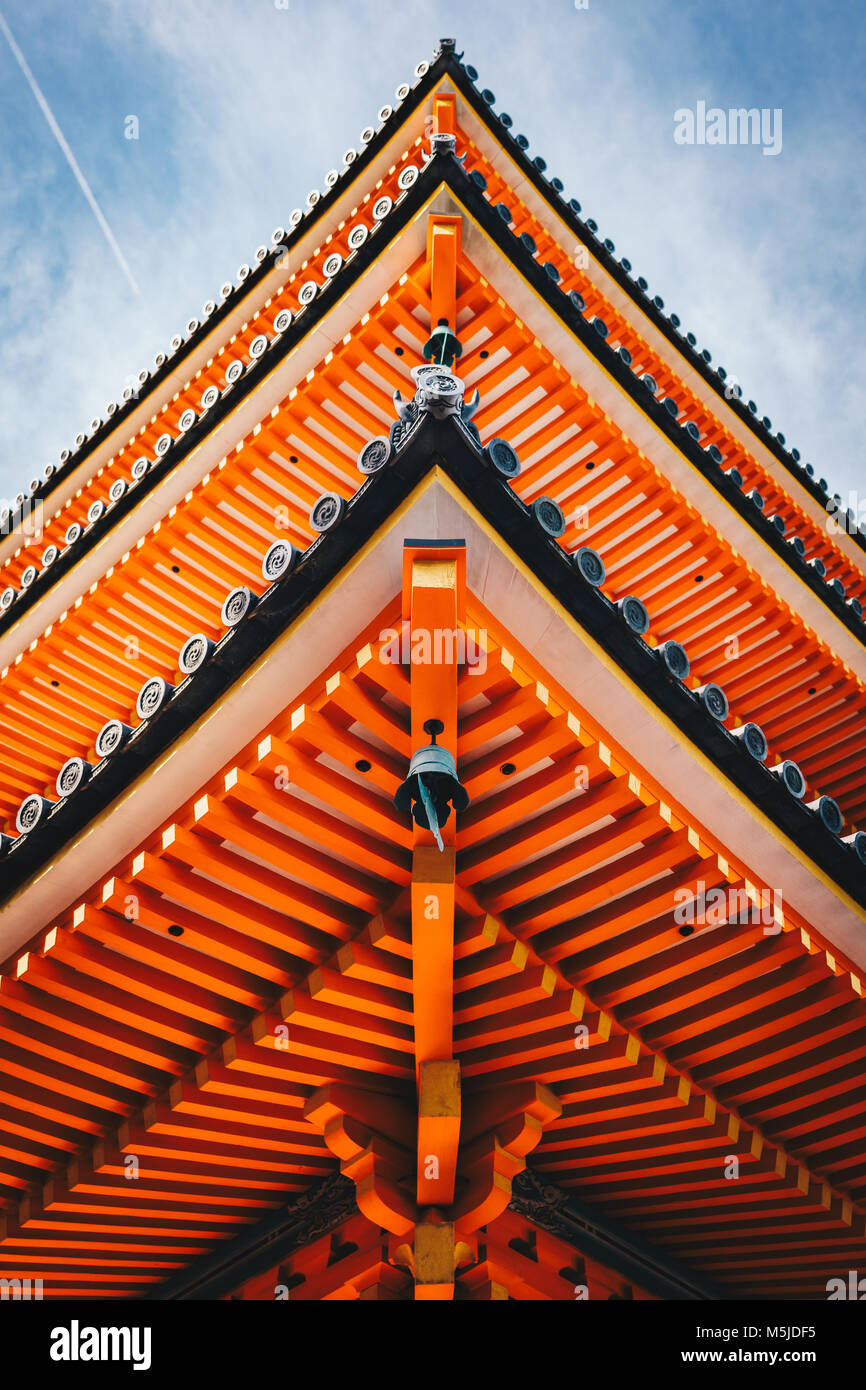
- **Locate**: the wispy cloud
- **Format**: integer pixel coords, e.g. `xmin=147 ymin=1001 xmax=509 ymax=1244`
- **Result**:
xmin=0 ymin=0 xmax=862 ymax=504
xmin=0 ymin=5 xmax=139 ymax=297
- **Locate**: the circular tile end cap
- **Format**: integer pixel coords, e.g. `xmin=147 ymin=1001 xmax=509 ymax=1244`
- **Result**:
xmin=696 ymin=683 xmax=729 ymax=721
xmin=531 ymin=495 xmax=566 ymax=538
xmin=221 ymin=586 xmax=258 ymax=627
xmin=261 ymin=540 xmax=298 ymax=583
xmin=16 ymin=794 xmax=53 ymax=835
xmin=573 ymin=546 xmax=605 ymax=587
xmin=95 ymin=719 xmax=133 ymax=758
xmin=732 ymin=722 xmax=768 ymax=761
xmin=56 ymin=756 xmax=93 ymax=797
xmin=483 ymin=437 xmax=521 ymax=478
xmin=843 ymin=830 xmax=866 ymax=865
xmin=617 ymin=594 xmax=650 ymax=635
xmin=179 ymin=633 xmax=215 ymax=675
xmin=310 ymin=493 xmax=347 ymax=533
xmin=357 ymin=436 xmax=392 ymax=475
xmin=809 ymin=795 xmax=843 ymax=835
xmin=136 ymin=675 xmax=175 ymax=721
xmin=656 ymin=640 xmax=690 ymax=680
xmin=773 ymin=760 xmax=807 ymax=799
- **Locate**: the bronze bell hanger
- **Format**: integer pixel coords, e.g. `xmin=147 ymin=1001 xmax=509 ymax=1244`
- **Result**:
xmin=393 ymin=719 xmax=469 ymax=852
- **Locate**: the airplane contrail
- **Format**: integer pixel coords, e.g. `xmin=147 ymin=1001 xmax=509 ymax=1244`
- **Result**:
xmin=0 ymin=7 xmax=140 ymax=297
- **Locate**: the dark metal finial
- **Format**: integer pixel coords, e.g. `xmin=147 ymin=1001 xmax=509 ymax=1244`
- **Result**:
xmin=423 ymin=319 xmax=463 ymax=368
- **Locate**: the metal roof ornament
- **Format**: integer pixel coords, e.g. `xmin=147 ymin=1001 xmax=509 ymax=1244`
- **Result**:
xmin=393 ymin=719 xmax=469 ymax=852
xmin=388 ymin=323 xmax=481 ymax=450
xmin=423 ymin=318 xmax=462 ymax=369
xmin=428 ymin=132 xmax=457 ymax=158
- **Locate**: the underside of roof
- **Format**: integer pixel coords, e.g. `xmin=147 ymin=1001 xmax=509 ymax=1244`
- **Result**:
xmin=1 ymin=455 xmax=864 ymax=1300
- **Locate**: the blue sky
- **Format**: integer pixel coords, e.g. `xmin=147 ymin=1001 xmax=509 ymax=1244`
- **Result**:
xmin=0 ymin=0 xmax=863 ymax=503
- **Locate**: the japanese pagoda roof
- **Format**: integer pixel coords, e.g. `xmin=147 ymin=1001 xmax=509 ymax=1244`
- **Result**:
xmin=2 ymin=151 xmax=866 ymax=884
xmin=2 ymin=142 xmax=864 ymax=662
xmin=0 ymin=41 xmax=864 ymax=1304
xmin=10 ymin=41 xmax=852 ymax=556
xmin=2 ymin=416 xmax=865 ymax=935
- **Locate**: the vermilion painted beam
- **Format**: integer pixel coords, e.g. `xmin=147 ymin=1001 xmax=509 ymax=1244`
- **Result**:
xmin=432 ymin=90 xmax=457 ymax=138
xmin=404 ymin=540 xmax=464 ymax=1079
xmin=411 ymin=848 xmax=456 ymax=1069
xmin=426 ymin=215 xmax=462 ymax=333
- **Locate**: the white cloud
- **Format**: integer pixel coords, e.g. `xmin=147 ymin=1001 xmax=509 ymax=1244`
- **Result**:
xmin=0 ymin=0 xmax=862 ymax=507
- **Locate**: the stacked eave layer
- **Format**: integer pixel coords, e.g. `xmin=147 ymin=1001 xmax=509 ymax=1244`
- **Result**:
xmin=442 ymin=68 xmax=866 ymax=589
xmin=2 ymin=164 xmax=866 ymax=871
xmin=4 ymin=47 xmax=862 ymax=619
xmin=0 ymin=473 xmax=864 ymax=1299
xmin=1 ymin=49 xmax=864 ymax=1302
